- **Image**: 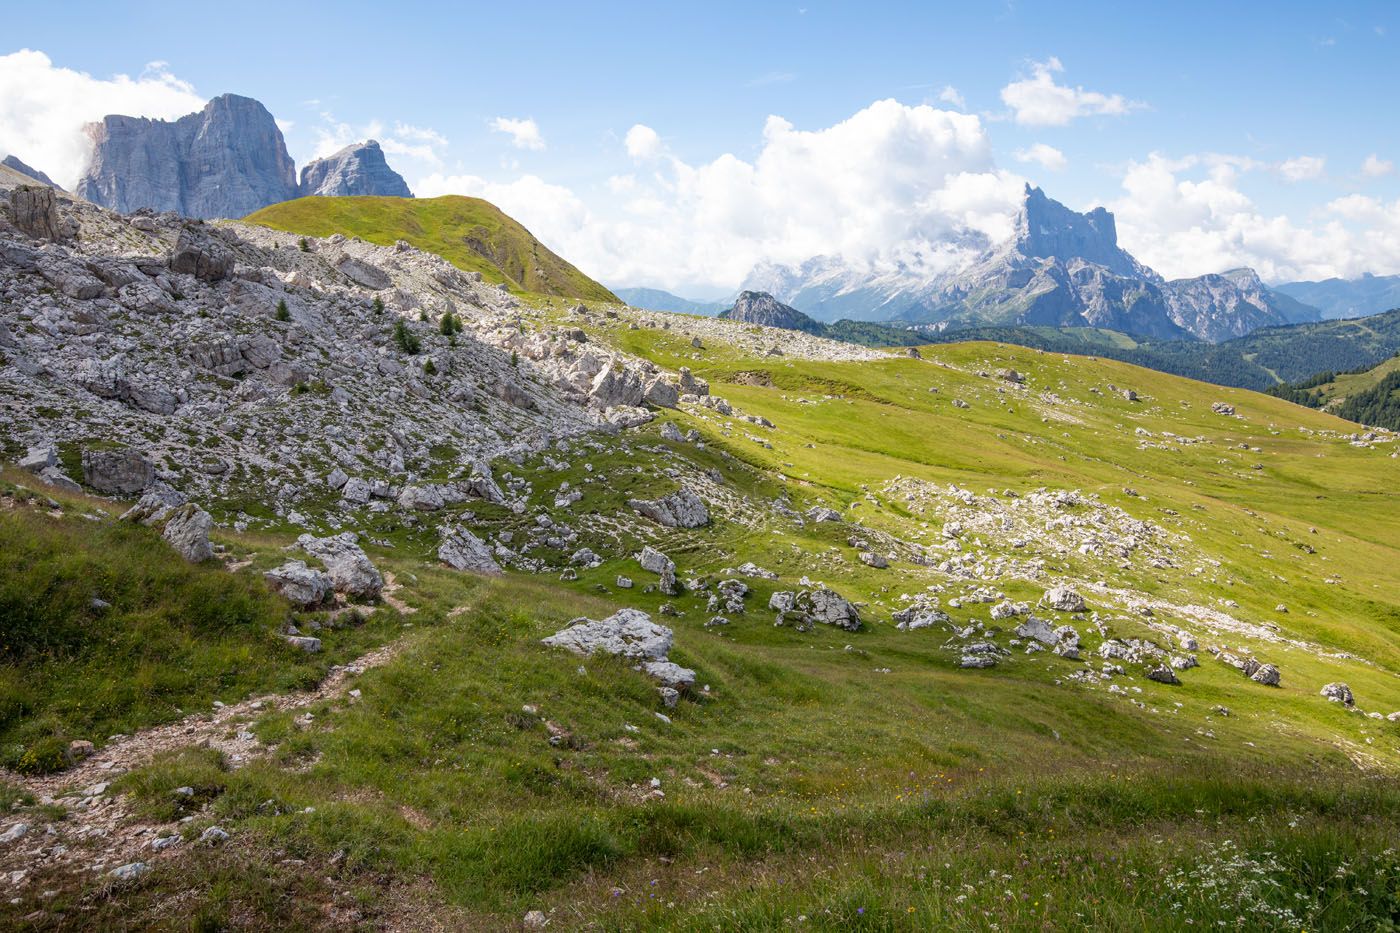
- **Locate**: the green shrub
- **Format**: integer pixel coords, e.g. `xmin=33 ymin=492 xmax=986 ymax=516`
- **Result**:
xmin=372 ymin=296 xmax=385 ymax=315
xmin=275 ymin=299 xmax=290 ymax=322
xmin=393 ymin=320 xmax=421 ymax=355
xmin=423 ymin=359 xmax=438 ymax=376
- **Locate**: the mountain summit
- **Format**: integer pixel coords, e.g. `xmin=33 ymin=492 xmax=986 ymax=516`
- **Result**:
xmin=298 ymin=140 xmax=413 ymax=198
xmin=743 ymin=185 xmax=1319 ymax=342
xmin=77 ymin=94 xmax=299 ymax=219
xmin=719 ymin=290 xmax=825 ymax=334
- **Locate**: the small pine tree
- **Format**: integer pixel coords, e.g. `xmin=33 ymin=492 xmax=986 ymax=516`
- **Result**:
xmin=423 ymin=358 xmax=438 ymax=376
xmin=393 ymin=319 xmax=421 ymax=355
xmin=298 ymin=238 xmax=310 ymax=252
xmin=510 ymin=350 xmax=519 ymax=368
xmin=439 ymin=312 xmax=455 ymax=336
xmin=372 ymin=296 xmax=385 ymax=314
xmin=275 ymin=299 xmax=290 ymax=321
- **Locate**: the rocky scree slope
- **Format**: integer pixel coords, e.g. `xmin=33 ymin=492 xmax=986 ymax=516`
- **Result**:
xmin=0 ymin=176 xmax=709 ymax=524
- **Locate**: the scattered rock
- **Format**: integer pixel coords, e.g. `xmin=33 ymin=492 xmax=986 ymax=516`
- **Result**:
xmin=1041 ymin=586 xmax=1086 ymax=613
xmin=162 ymin=503 xmax=214 ymax=562
xmin=1320 ymin=682 xmax=1354 ymax=706
xmin=438 ymin=526 xmax=502 ymax=574
xmin=81 ymin=448 xmax=155 ymax=495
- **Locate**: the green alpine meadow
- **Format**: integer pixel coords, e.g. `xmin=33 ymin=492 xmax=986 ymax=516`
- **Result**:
xmin=3 ymin=5 xmax=1400 ymax=929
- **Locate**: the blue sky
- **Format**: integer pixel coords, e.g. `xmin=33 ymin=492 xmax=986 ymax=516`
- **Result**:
xmin=4 ymin=1 xmax=1398 ymax=293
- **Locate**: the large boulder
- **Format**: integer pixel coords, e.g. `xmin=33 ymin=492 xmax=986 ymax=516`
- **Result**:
xmin=297 ymin=532 xmax=383 ymax=599
xmin=590 ymin=364 xmax=645 ymax=408
xmin=81 ymin=448 xmax=154 ymax=495
xmin=119 ymin=484 xmax=188 ymax=526
xmin=264 ymin=560 xmax=334 ymax=608
xmin=628 ymin=486 xmax=709 ymax=528
xmin=643 ymin=376 xmax=679 ymax=409
xmin=162 ymin=503 xmax=214 ymax=562
xmin=543 ymin=609 xmax=696 ymax=698
xmin=542 ymin=608 xmax=673 ymax=661
xmin=398 ymin=484 xmax=445 ymax=511
xmin=771 ymin=587 xmax=862 ymax=631
xmin=636 ymin=545 xmax=675 ymax=576
xmin=169 ymin=226 xmax=235 ymax=282
xmin=1320 ymin=682 xmax=1354 ymax=706
xmin=1042 ymin=586 xmax=1086 ymax=613
xmin=438 ymin=526 xmax=501 ymax=574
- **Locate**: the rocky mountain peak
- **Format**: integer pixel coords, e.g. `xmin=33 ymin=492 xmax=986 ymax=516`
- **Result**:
xmin=719 ymin=290 xmax=825 ymax=335
xmin=1012 ymin=184 xmax=1141 ymax=278
xmin=77 ymin=93 xmax=298 ymax=219
xmin=298 ymin=140 xmax=413 ymax=198
xmin=2 ymin=155 xmax=61 ymax=189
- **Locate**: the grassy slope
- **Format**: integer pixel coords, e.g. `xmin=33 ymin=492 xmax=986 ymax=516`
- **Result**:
xmin=244 ymin=195 xmax=618 ymax=303
xmin=5 ymin=325 xmax=1400 ymax=928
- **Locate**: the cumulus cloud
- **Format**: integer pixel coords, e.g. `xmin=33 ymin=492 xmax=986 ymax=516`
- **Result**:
xmin=1277 ymin=155 xmax=1325 ymax=182
xmin=1000 ymin=57 xmax=1143 ymax=126
xmin=1108 ymin=152 xmax=1400 ymax=282
xmin=624 ymin=124 xmax=663 ymax=161
xmin=307 ymin=114 xmax=448 ymax=174
xmin=1014 ymin=143 xmax=1067 ymax=172
xmin=489 ymin=116 xmax=545 ymax=151
xmin=1362 ymin=154 xmax=1395 ymax=178
xmin=0 ymin=49 xmax=206 ymax=188
xmin=423 ymin=99 xmax=1023 ymax=293
xmin=938 ymin=85 xmax=966 ymax=109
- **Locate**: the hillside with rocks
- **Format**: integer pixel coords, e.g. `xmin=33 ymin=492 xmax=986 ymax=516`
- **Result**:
xmin=3 ymin=172 xmax=1400 ymax=929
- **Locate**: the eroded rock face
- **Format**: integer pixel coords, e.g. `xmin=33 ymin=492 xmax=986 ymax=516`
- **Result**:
xmin=81 ymin=448 xmax=154 ymax=495
xmin=162 ymin=503 xmax=214 ymax=562
xmin=297 ymin=532 xmax=383 ymax=599
xmin=298 ymin=140 xmax=412 ymax=198
xmin=77 ymin=94 xmax=298 ymax=219
xmin=628 ymin=486 xmax=709 ymax=528
xmin=9 ymin=185 xmax=60 ymax=240
xmin=438 ymin=526 xmax=502 ymax=574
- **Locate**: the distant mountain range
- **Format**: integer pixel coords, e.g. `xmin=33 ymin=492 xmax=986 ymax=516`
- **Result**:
xmin=611 ymin=287 xmax=728 ymax=316
xmin=742 ymin=185 xmax=1323 ymax=343
xmin=74 ymin=94 xmax=412 ymax=219
xmin=1273 ymin=273 xmax=1400 ymax=320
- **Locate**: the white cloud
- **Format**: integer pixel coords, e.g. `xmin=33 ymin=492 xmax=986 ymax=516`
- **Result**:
xmin=624 ymin=124 xmax=663 ymax=161
xmin=1014 ymin=143 xmax=1067 ymax=172
xmin=938 ymin=86 xmax=966 ymax=109
xmin=1000 ymin=57 xmax=1143 ymax=126
xmin=307 ymin=114 xmax=447 ymax=172
xmin=0 ymin=49 xmax=206 ymax=188
xmin=489 ymin=116 xmax=545 ymax=151
xmin=1108 ymin=152 xmax=1400 ymax=282
xmin=423 ymin=99 xmax=1023 ymax=293
xmin=1362 ymin=153 xmax=1395 ymax=178
xmin=1278 ymin=155 xmax=1325 ymax=182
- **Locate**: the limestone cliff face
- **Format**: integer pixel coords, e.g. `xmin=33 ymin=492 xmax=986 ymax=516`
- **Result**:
xmin=76 ymin=94 xmax=297 ymax=219
xmin=298 ymin=140 xmax=413 ymax=198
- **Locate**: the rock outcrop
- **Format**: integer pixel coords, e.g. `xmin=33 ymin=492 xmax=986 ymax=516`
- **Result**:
xmin=297 ymin=532 xmax=384 ymax=599
xmin=77 ymin=94 xmax=298 ymax=219
xmin=719 ymin=291 xmax=825 ymax=335
xmin=627 ymin=486 xmax=709 ymax=527
xmin=298 ymin=140 xmax=412 ymax=198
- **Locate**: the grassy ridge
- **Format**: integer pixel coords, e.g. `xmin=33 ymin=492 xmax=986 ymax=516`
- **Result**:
xmin=244 ymin=195 xmax=618 ymax=303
